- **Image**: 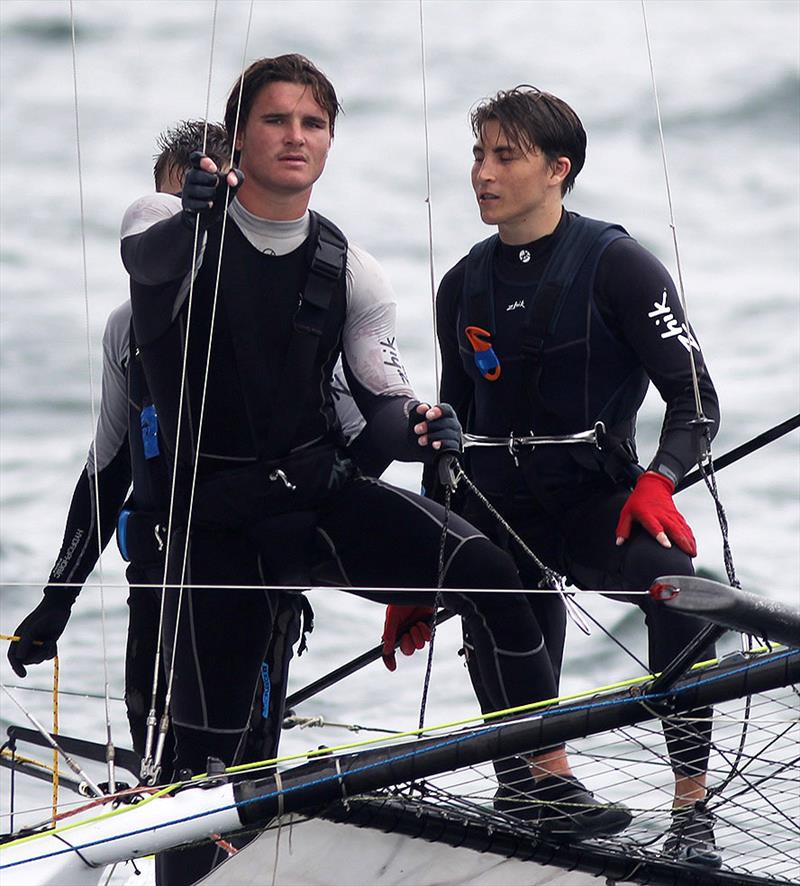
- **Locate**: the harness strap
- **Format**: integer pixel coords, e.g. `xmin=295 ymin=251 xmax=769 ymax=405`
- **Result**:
xmin=263 ymin=212 xmax=348 ymax=459
xmin=518 ymin=216 xmax=627 ymax=428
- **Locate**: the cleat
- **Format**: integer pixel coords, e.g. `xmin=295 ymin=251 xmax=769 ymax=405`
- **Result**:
xmin=494 ymin=772 xmax=632 ymax=838
xmin=663 ymin=803 xmax=722 ymax=868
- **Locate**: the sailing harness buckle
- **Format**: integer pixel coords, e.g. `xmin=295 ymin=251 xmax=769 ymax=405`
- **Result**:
xmin=269 ymin=468 xmax=297 ymax=491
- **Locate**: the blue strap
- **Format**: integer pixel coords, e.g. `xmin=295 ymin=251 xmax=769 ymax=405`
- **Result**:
xmin=116 ymin=509 xmax=132 ymax=562
xmin=140 ymin=404 xmax=160 ymax=459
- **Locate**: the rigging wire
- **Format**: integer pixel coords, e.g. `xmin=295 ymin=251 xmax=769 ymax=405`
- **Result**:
xmin=140 ymin=0 xmax=223 ymax=785
xmin=640 ymin=0 xmax=743 ymax=602
xmin=68 ymin=0 xmax=115 ymax=796
xmin=639 ymin=3 xmax=754 ymax=804
xmin=143 ymin=0 xmax=224 ymax=786
xmin=147 ymin=0 xmax=257 ymax=786
xmin=640 ymin=0 xmax=706 ymax=427
xmin=417 ymin=0 xmax=440 ymax=392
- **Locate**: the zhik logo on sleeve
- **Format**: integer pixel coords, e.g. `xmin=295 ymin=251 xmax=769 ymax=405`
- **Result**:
xmin=648 ymin=289 xmax=699 ymax=354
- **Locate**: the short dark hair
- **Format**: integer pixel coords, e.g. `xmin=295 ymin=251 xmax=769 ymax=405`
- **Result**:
xmin=152 ymin=120 xmax=230 ymax=190
xmin=224 ymin=53 xmax=341 ymax=149
xmin=471 ymin=86 xmax=586 ymax=194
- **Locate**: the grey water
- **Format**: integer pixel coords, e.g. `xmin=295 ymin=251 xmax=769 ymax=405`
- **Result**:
xmin=1 ymin=0 xmax=798 ymax=851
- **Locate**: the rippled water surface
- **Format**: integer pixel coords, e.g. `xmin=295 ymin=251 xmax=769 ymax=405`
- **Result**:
xmin=1 ymin=0 xmax=798 ymax=840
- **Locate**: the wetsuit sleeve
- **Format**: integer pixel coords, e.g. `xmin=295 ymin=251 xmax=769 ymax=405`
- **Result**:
xmin=43 ymin=451 xmax=131 ymax=605
xmin=595 ymin=238 xmax=720 ymax=484
xmin=44 ymin=309 xmax=133 ymax=604
xmin=330 ymin=361 xmax=392 ymax=477
xmin=120 ymin=193 xmax=201 ymax=286
xmin=340 ymin=244 xmax=429 ymax=464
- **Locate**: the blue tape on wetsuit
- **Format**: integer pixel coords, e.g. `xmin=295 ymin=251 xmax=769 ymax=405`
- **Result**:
xmin=141 ymin=405 xmax=160 ymax=459
xmin=261 ymin=662 xmax=270 ymax=718
xmin=117 ymin=509 xmax=131 ymax=562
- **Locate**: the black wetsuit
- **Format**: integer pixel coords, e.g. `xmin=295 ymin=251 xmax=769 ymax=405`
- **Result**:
xmin=122 ymin=200 xmax=567 ymax=885
xmin=434 ymin=210 xmax=720 ymax=778
xmin=29 ymin=304 xmax=313 ymax=783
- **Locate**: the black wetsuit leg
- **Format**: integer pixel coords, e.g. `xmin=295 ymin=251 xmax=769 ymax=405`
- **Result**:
xmin=559 ymin=488 xmax=714 ymax=778
xmin=460 ymin=496 xmax=568 ymax=684
xmin=315 ymin=476 xmax=560 ymax=712
xmin=456 ymin=497 xmax=570 ymax=786
xmin=156 ymin=525 xmax=278 ymax=886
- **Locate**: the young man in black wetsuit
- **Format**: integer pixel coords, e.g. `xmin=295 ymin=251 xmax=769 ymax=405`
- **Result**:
xmin=121 ymin=56 xmax=630 ymax=884
xmin=401 ymin=86 xmax=721 ymax=865
xmin=7 ymin=122 xmax=311 ymax=774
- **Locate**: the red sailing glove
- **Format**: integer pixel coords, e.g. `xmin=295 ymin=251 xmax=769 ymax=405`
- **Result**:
xmin=381 ymin=605 xmax=435 ymax=672
xmin=615 ymin=471 xmax=697 ymax=557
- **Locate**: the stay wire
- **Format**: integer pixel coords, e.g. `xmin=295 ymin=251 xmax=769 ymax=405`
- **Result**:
xmin=641 ymin=0 xmax=750 ymax=662
xmin=141 ymin=0 xmax=221 ymax=784
xmin=641 ymin=1 xmax=743 ymax=609
xmin=640 ymin=0 xmax=705 ymax=425
xmin=414 ymin=0 xmax=444 ymax=732
xmin=417 ymin=0 xmax=440 ymax=390
xmin=68 ymin=0 xmax=115 ymax=795
xmin=153 ymin=0 xmax=256 ymax=786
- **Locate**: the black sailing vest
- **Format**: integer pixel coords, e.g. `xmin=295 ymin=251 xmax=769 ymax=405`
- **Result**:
xmin=130 ymin=211 xmax=348 ymax=479
xmin=460 ymin=214 xmax=649 ymax=500
xmin=125 ymin=324 xmax=170 ymax=514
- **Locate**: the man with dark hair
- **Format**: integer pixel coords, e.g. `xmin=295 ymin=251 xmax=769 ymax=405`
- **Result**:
xmin=152 ymin=120 xmax=230 ymax=191
xmin=8 ymin=121 xmax=244 ymax=767
xmin=120 ymin=57 xmax=631 ymax=884
xmin=410 ymin=85 xmax=721 ymax=865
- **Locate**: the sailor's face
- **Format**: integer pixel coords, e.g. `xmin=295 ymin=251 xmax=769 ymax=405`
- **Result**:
xmin=471 ymin=120 xmax=559 ymax=230
xmin=235 ymin=81 xmax=332 ymax=199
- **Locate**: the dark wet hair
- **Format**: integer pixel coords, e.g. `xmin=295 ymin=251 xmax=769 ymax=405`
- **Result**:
xmin=152 ymin=120 xmax=229 ymax=190
xmin=471 ymin=86 xmax=586 ymax=194
xmin=224 ymin=53 xmax=341 ymax=151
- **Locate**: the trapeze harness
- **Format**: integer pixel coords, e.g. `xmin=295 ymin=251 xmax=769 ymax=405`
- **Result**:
xmin=128 ymin=209 xmax=354 ymax=584
xmin=459 ymin=214 xmax=648 ymax=492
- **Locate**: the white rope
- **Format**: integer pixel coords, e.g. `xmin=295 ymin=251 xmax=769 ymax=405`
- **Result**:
xmin=68 ymin=0 xmax=115 ymax=795
xmin=0 ymin=579 xmax=648 ymax=595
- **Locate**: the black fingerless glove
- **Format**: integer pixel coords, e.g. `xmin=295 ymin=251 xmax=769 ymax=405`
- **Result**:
xmin=424 ymin=402 xmax=462 ymax=453
xmin=181 ymin=151 xmax=244 ymax=230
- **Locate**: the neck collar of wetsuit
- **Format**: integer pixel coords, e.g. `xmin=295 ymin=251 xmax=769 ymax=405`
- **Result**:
xmin=496 ymin=208 xmax=570 ymax=278
xmin=228 ymin=200 xmax=311 ymax=256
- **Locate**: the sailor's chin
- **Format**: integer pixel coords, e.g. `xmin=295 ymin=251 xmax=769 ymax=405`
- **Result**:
xmin=478 ymin=201 xmax=501 ymax=223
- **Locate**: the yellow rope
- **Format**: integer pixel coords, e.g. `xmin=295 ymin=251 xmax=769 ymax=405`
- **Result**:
xmin=0 ymin=748 xmax=59 ymax=774
xmin=52 ymin=655 xmax=60 ymax=824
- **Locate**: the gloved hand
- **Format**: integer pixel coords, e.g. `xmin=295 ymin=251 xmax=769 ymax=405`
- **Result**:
xmin=182 ymin=151 xmax=244 ymax=229
xmin=381 ymin=605 xmax=435 ymax=672
xmin=615 ymin=471 xmax=697 ymax=557
xmin=410 ymin=402 xmax=462 ymax=453
xmin=7 ymin=595 xmax=73 ymax=677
